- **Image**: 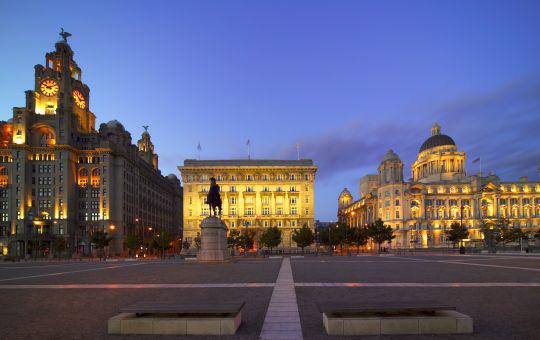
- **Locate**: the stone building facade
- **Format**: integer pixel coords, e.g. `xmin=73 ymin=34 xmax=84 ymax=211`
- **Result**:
xmin=178 ymin=159 xmax=317 ymax=248
xmin=338 ymin=123 xmax=540 ymax=248
xmin=0 ymin=33 xmax=182 ymax=257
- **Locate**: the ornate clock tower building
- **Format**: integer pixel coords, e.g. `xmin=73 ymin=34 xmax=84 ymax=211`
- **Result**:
xmin=0 ymin=31 xmax=182 ymax=258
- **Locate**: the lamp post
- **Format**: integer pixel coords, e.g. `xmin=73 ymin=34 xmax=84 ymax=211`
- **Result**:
xmin=108 ymin=224 xmax=115 ymax=257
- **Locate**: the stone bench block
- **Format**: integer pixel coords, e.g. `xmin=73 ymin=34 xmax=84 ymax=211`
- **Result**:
xmin=323 ymin=310 xmax=473 ymax=336
xmin=108 ymin=311 xmax=242 ymax=335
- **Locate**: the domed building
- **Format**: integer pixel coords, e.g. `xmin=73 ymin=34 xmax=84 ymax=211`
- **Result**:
xmin=338 ymin=188 xmax=353 ymax=208
xmin=338 ymin=123 xmax=540 ymax=249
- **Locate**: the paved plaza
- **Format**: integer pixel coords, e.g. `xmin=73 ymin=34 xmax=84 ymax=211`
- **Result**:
xmin=1 ymin=254 xmax=540 ymax=339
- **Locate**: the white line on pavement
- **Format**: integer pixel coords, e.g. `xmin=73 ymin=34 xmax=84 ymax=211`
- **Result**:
xmin=0 ymin=262 xmax=151 ymax=282
xmin=0 ymin=283 xmax=274 ymax=289
xmin=260 ymin=257 xmax=303 ymax=340
xmin=398 ymin=256 xmax=540 ymax=272
xmin=295 ymin=282 xmax=540 ymax=287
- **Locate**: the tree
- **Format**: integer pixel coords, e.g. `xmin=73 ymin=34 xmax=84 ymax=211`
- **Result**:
xmin=319 ymin=225 xmax=342 ymax=254
xmin=194 ymin=232 xmax=201 ymax=249
xmin=91 ymin=230 xmax=112 ymax=260
xmin=291 ymin=225 xmax=315 ymax=252
xmin=124 ymin=234 xmax=142 ymax=257
xmin=350 ymin=226 xmax=369 ymax=254
xmin=227 ymin=229 xmax=241 ymax=253
xmin=239 ymin=229 xmax=256 ymax=253
xmin=259 ymin=226 xmax=282 ymax=253
xmin=52 ymin=236 xmax=67 ymax=258
xmin=367 ymin=219 xmax=395 ymax=253
xmin=182 ymin=240 xmax=191 ymax=252
xmin=502 ymin=227 xmax=527 ymax=244
xmin=481 ymin=219 xmax=505 ymax=251
xmin=444 ymin=222 xmax=469 ymax=247
xmin=153 ymin=231 xmax=173 ymax=257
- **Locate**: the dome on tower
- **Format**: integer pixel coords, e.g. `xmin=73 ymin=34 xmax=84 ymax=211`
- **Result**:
xmin=106 ymin=120 xmax=125 ymax=131
xmin=419 ymin=123 xmax=456 ymax=152
xmin=339 ymin=187 xmax=352 ymax=199
xmin=382 ymin=149 xmax=401 ymax=162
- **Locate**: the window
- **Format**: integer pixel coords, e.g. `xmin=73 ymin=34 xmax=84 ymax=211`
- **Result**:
xmin=230 ymin=175 xmax=236 ymax=181
xmin=395 ymin=210 xmax=400 ymax=219
xmin=244 ymin=196 xmax=253 ymax=204
xmin=263 ymin=186 xmax=269 ymax=192
xmin=385 ymin=200 xmax=390 ymax=207
xmin=246 ymin=175 xmax=253 ymax=181
xmin=229 ymin=197 xmax=236 ymax=205
xmin=291 ymin=220 xmax=297 ymax=227
xmin=262 ymin=197 xmax=270 ymax=205
xmin=91 ymin=212 xmax=99 ymax=221
xmin=386 ymin=211 xmax=390 ymax=220
xmin=291 ymin=207 xmax=297 ymax=215
xmin=230 ymin=208 xmax=236 ymax=216
xmin=230 ymin=186 xmax=236 ymax=192
xmin=395 ymin=189 xmax=400 ymax=195
xmin=262 ymin=207 xmax=270 ymax=215
xmin=290 ymin=197 xmax=297 ymax=204
xmin=277 ymin=207 xmax=283 ymax=215
xmin=304 ymin=208 xmax=309 ymax=215
xmin=245 ymin=207 xmax=254 ymax=216
xmin=290 ymin=186 xmax=297 ymax=192
xmin=263 ymin=220 xmax=269 ymax=227
xmin=395 ymin=199 xmax=400 ymax=206
xmin=246 ymin=186 xmax=253 ymax=192
xmin=276 ymin=174 xmax=282 ymax=181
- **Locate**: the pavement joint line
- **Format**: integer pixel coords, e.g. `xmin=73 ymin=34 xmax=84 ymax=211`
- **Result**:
xmin=399 ymin=256 xmax=540 ymax=272
xmin=295 ymin=282 xmax=540 ymax=287
xmin=0 ymin=283 xmax=275 ymax=289
xmin=260 ymin=257 xmax=303 ymax=340
xmin=0 ymin=262 xmax=152 ymax=282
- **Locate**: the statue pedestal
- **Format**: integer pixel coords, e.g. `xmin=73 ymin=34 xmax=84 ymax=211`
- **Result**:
xmin=197 ymin=216 xmax=230 ymax=262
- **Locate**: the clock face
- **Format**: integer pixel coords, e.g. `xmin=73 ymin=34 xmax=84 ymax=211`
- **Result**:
xmin=40 ymin=79 xmax=59 ymax=97
xmin=72 ymin=90 xmax=86 ymax=109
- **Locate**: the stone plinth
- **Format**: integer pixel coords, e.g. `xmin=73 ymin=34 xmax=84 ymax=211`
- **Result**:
xmin=197 ymin=216 xmax=230 ymax=262
xmin=323 ymin=310 xmax=473 ymax=335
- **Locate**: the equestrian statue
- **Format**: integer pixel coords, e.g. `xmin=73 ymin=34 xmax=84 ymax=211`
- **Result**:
xmin=206 ymin=177 xmax=222 ymax=216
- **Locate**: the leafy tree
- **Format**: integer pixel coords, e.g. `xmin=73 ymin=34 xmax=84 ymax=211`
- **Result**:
xmin=367 ymin=219 xmax=395 ymax=253
xmin=194 ymin=232 xmax=201 ymax=249
xmin=52 ymin=236 xmax=67 ymax=258
xmin=291 ymin=225 xmax=315 ymax=252
xmin=239 ymin=229 xmax=256 ymax=252
xmin=182 ymin=240 xmax=191 ymax=251
xmin=350 ymin=226 xmax=369 ymax=253
xmin=259 ymin=226 xmax=282 ymax=252
xmin=153 ymin=231 xmax=173 ymax=257
xmin=124 ymin=234 xmax=142 ymax=257
xmin=91 ymin=230 xmax=112 ymax=259
xmin=227 ymin=229 xmax=241 ymax=250
xmin=481 ymin=219 xmax=505 ymax=250
xmin=502 ymin=227 xmax=527 ymax=244
xmin=444 ymin=222 xmax=469 ymax=247
xmin=319 ymin=225 xmax=342 ymax=254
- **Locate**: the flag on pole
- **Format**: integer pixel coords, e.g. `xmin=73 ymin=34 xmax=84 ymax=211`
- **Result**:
xmin=472 ymin=157 xmax=480 ymax=163
xmin=197 ymin=142 xmax=202 ymax=152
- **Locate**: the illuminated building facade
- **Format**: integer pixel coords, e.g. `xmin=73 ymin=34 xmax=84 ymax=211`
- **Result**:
xmin=0 ymin=33 xmax=182 ymax=257
xmin=178 ymin=159 xmax=317 ymax=247
xmin=338 ymin=123 xmax=540 ymax=248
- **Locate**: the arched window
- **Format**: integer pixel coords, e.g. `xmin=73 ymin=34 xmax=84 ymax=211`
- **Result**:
xmin=78 ymin=168 xmax=88 ymax=186
xmin=0 ymin=167 xmax=8 ymax=186
xmin=91 ymin=168 xmax=100 ymax=186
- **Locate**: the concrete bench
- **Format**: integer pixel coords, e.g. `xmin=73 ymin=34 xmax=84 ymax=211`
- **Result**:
xmin=320 ymin=301 xmax=473 ymax=335
xmin=108 ymin=302 xmax=244 ymax=335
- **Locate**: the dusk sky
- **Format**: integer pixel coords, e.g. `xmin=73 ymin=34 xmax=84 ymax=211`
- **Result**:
xmin=1 ymin=0 xmax=540 ymax=221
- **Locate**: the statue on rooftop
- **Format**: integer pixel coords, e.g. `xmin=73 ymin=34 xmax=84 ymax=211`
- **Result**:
xmin=59 ymin=28 xmax=72 ymax=42
xmin=206 ymin=177 xmax=222 ymax=216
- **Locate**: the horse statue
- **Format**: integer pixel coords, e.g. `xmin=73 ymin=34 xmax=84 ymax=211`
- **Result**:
xmin=206 ymin=177 xmax=222 ymax=216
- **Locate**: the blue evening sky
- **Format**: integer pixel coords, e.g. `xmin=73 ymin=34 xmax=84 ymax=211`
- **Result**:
xmin=1 ymin=0 xmax=540 ymax=221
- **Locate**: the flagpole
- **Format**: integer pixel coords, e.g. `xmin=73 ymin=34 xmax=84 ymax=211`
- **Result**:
xmin=296 ymin=143 xmax=300 ymax=160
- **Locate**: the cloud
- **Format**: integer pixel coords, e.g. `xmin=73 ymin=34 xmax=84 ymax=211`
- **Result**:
xmin=270 ymin=76 xmax=540 ymax=183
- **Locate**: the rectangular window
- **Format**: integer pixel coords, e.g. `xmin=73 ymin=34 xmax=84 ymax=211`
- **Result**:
xmin=277 ymin=207 xmax=283 ymax=215
xmin=291 ymin=207 xmax=297 ymax=215
xmin=229 ymin=197 xmax=236 ymax=205
xmin=245 ymin=207 xmax=254 ymax=216
xmin=262 ymin=207 xmax=270 ymax=215
xmin=290 ymin=197 xmax=297 ymax=204
xmin=395 ymin=199 xmax=400 ymax=206
xmin=395 ymin=210 xmax=400 ymax=219
xmin=230 ymin=208 xmax=236 ymax=216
